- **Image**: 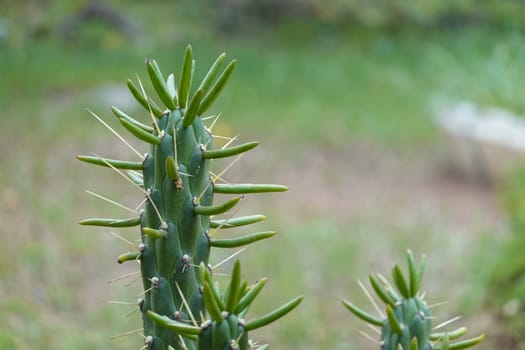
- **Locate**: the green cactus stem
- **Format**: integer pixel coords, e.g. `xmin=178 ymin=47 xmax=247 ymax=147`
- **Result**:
xmin=147 ymin=261 xmax=303 ymax=350
xmin=343 ymin=250 xmax=484 ymax=350
xmin=79 ymin=45 xmax=300 ymax=349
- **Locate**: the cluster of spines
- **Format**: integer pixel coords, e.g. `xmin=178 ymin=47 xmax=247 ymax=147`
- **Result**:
xmin=343 ymin=250 xmax=484 ymax=350
xmin=78 ymin=45 xmax=301 ymax=349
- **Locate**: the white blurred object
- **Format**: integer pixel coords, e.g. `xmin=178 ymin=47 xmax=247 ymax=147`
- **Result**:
xmin=435 ymin=101 xmax=525 ymax=182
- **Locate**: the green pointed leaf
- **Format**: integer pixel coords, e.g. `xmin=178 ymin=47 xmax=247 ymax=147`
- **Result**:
xmin=203 ymin=282 xmax=223 ymax=323
xmin=410 ymin=337 xmax=418 ymax=350
xmin=147 ymin=310 xmax=201 ymax=336
xmin=194 ymin=197 xmax=241 ymax=216
xmin=342 ymin=299 xmax=383 ymax=326
xmin=378 ymin=273 xmax=400 ymax=302
xmin=407 ymin=249 xmax=419 ymax=297
xmin=213 ymin=183 xmax=288 ymax=194
xmin=117 ymin=251 xmax=141 ymax=264
xmin=210 ymin=215 xmax=266 ymax=229
xmin=386 ymin=304 xmax=403 ymax=335
xmin=199 ymin=263 xmax=226 ymax=310
xmin=111 ymin=106 xmax=153 ymax=132
xmin=447 ymin=334 xmax=484 ymax=350
xmin=126 ymin=79 xmax=163 ymax=117
xmin=79 ymin=216 xmax=141 ymax=227
xmin=235 ymin=278 xmax=267 ymax=314
xmin=182 ymin=89 xmax=203 ymax=127
xmin=210 ymin=231 xmax=276 ymax=248
xmin=165 ymin=156 xmax=179 ymax=180
xmin=146 ymin=58 xmax=177 ymax=110
xmin=202 ymin=141 xmax=258 ymax=159
xmin=77 ymin=155 xmax=143 ymax=170
xmin=178 ymin=45 xmax=194 ymax=108
xmin=392 ymin=264 xmax=411 ymax=298
xmin=119 ymin=118 xmax=161 ymax=145
xmin=198 ymin=53 xmax=226 ymax=94
xmin=369 ymin=274 xmax=396 ymax=307
xmin=431 ymin=328 xmax=467 ymax=341
xmin=225 ymin=260 xmax=242 ymax=312
xmin=198 ymin=59 xmax=236 ymax=115
xmin=245 ymin=295 xmax=303 ymax=331
xmin=142 ymin=227 xmax=168 ymax=239
xmin=166 ymin=73 xmax=177 ymax=100
xmin=127 ymin=170 xmax=144 ymax=187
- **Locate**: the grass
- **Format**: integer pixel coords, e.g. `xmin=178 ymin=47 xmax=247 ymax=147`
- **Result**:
xmin=1 ymin=2 xmax=523 ymax=348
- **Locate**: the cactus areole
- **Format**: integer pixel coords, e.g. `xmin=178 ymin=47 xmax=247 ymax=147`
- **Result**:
xmin=79 ymin=46 xmax=301 ymax=349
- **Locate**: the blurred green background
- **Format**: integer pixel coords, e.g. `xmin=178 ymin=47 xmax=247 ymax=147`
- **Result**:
xmin=2 ymin=0 xmax=525 ymax=349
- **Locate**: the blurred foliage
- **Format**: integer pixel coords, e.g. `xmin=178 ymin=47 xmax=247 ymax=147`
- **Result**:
xmin=488 ymin=166 xmax=525 ymax=347
xmin=213 ymin=0 xmax=525 ymax=33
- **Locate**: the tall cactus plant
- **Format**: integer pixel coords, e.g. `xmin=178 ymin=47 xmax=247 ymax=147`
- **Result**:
xmin=78 ymin=45 xmax=302 ymax=349
xmin=343 ymin=250 xmax=484 ymax=350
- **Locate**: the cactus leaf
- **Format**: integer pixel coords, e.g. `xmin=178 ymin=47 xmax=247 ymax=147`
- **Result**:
xmin=342 ymin=300 xmax=383 ymax=326
xmin=111 ymin=106 xmax=153 ymax=132
xmin=210 ymin=215 xmax=266 ymax=229
xmin=119 ymin=118 xmax=162 ymax=145
xmin=142 ymin=227 xmax=168 ymax=239
xmin=182 ymin=89 xmax=203 ymax=127
xmin=235 ymin=277 xmax=267 ymax=314
xmin=76 ymin=155 xmax=143 ymax=170
xmin=202 ymin=141 xmax=259 ymax=159
xmin=430 ymin=328 xmax=467 ymax=341
xmin=392 ymin=264 xmax=411 ymax=298
xmin=369 ymin=274 xmax=396 ymax=307
xmin=127 ymin=170 xmax=144 ymax=186
xmin=213 ymin=183 xmax=288 ymax=194
xmin=165 ymin=156 xmax=179 ymax=181
xmin=245 ymin=295 xmax=303 ymax=331
xmin=198 ymin=59 xmax=237 ymax=115
xmin=146 ymin=58 xmax=177 ymax=110
xmin=378 ymin=273 xmax=401 ymax=302
xmin=194 ymin=196 xmax=241 ymax=216
xmin=203 ymin=282 xmax=223 ymax=323
xmin=117 ymin=251 xmax=141 ymax=263
xmin=126 ymin=79 xmax=164 ymax=117
xmin=79 ymin=216 xmax=141 ymax=227
xmin=178 ymin=45 xmax=194 ymax=108
xmin=198 ymin=53 xmax=226 ymax=94
xmin=407 ymin=250 xmax=419 ymax=297
xmin=147 ymin=310 xmax=201 ymax=336
xmin=166 ymin=73 xmax=177 ymax=101
xmin=446 ymin=334 xmax=484 ymax=350
xmin=409 ymin=337 xmax=418 ymax=350
xmin=416 ymin=254 xmax=427 ymax=291
xmin=225 ymin=260 xmax=242 ymax=312
xmin=199 ymin=263 xmax=226 ymax=311
xmin=387 ymin=304 xmax=404 ymax=335
xmin=209 ymin=231 xmax=276 ymax=248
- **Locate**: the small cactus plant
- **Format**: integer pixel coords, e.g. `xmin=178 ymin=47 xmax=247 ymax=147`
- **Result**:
xmin=343 ymin=250 xmax=484 ymax=350
xmin=78 ymin=45 xmax=302 ymax=349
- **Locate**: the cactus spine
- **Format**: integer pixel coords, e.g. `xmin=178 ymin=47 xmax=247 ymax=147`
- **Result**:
xmin=79 ymin=46 xmax=301 ymax=349
xmin=343 ymin=250 xmax=484 ymax=350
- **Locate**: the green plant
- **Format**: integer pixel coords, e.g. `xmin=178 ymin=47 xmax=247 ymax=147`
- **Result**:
xmin=343 ymin=250 xmax=484 ymax=350
xmin=78 ymin=45 xmax=302 ymax=349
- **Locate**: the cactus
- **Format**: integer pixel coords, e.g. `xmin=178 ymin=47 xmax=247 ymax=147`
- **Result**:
xmin=78 ymin=45 xmax=302 ymax=349
xmin=343 ymin=250 xmax=484 ymax=350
